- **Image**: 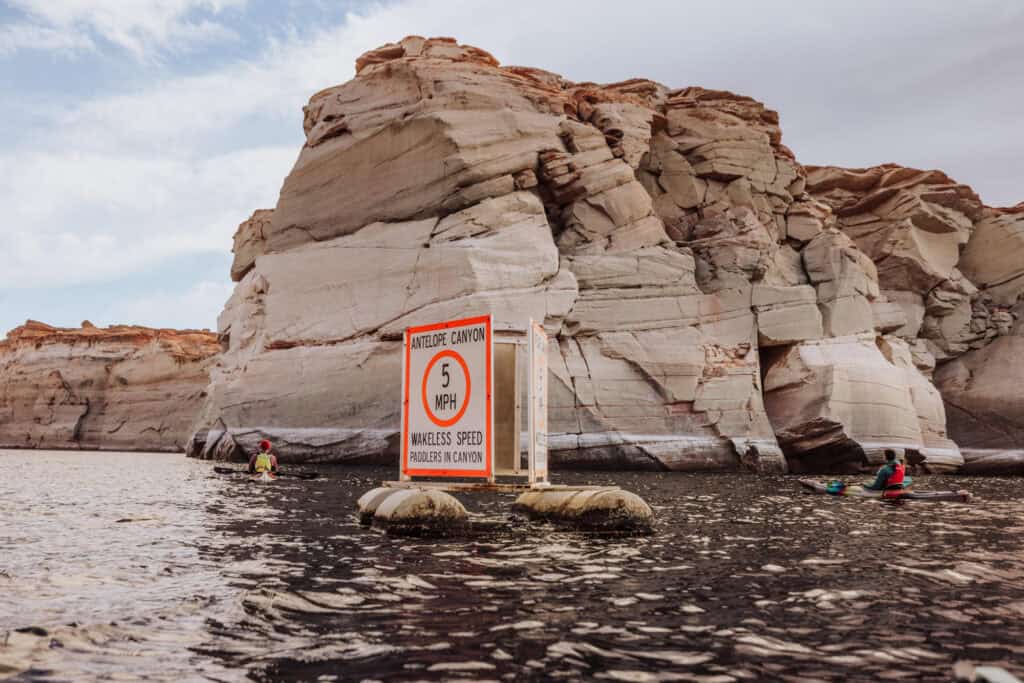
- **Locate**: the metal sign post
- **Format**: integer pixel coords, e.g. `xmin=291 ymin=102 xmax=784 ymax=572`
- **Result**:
xmin=528 ymin=320 xmax=549 ymax=485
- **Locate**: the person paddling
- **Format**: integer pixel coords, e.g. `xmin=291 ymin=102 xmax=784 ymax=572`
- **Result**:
xmin=863 ymin=449 xmax=911 ymax=498
xmin=248 ymin=439 xmax=279 ymax=475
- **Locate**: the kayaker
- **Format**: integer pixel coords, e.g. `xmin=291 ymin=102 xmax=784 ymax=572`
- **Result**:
xmin=863 ymin=449 xmax=911 ymax=497
xmin=248 ymin=439 xmax=279 ymax=475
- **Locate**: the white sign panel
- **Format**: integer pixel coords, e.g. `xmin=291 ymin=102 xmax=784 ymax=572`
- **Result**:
xmin=402 ymin=315 xmax=493 ymax=478
xmin=529 ymin=320 xmax=549 ymax=483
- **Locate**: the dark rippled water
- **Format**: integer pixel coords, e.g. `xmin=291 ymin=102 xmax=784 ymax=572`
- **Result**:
xmin=2 ymin=450 xmax=1023 ymax=682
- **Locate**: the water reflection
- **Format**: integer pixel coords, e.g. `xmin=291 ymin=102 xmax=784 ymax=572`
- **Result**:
xmin=2 ymin=451 xmax=1023 ymax=681
xmin=0 ymin=450 xmax=238 ymax=680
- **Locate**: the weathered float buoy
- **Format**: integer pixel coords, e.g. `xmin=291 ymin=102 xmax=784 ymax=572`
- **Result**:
xmin=514 ymin=486 xmax=654 ymax=533
xmin=357 ymin=486 xmax=468 ymax=536
xmin=356 ymin=487 xmax=398 ymax=525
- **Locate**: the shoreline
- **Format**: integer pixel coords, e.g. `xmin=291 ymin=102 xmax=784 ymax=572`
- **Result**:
xmin=3 ymin=445 xmax=1023 ymax=476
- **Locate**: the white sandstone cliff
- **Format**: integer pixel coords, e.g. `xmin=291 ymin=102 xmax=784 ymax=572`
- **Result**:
xmin=187 ymin=37 xmax=993 ymax=473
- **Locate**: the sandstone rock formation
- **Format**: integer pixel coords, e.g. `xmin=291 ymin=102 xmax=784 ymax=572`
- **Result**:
xmin=186 ymin=36 xmax=1018 ymax=473
xmin=930 ymin=206 xmax=1024 ymax=474
xmin=0 ymin=321 xmax=218 ymax=452
xmin=806 ymin=165 xmax=985 ymax=362
xmin=807 ymin=169 xmax=1024 ymax=473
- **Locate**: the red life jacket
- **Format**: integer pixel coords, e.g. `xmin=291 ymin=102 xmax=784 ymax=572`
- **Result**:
xmin=885 ymin=462 xmax=905 ymax=488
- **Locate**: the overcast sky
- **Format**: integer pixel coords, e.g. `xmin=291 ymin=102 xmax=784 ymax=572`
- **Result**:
xmin=1 ymin=0 xmax=1022 ymax=335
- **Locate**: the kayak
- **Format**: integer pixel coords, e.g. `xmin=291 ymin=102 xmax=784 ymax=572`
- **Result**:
xmin=212 ymin=466 xmax=319 ymax=480
xmin=799 ymin=479 xmax=972 ymax=502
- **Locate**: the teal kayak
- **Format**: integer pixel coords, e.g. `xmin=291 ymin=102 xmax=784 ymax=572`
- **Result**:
xmin=799 ymin=478 xmax=972 ymax=502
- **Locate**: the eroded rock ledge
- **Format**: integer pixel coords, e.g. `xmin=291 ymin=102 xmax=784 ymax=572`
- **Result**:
xmin=0 ymin=320 xmax=219 ymax=452
xmin=186 ymin=36 xmax=1023 ymax=474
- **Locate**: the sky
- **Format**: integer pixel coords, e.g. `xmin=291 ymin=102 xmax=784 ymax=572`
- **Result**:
xmin=1 ymin=0 xmax=1022 ymax=336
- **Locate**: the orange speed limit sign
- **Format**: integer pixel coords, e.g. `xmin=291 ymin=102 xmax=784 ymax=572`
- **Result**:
xmin=402 ymin=315 xmax=492 ymax=478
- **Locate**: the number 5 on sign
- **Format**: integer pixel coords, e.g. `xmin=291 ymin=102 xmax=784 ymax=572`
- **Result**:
xmin=402 ymin=316 xmax=493 ymax=479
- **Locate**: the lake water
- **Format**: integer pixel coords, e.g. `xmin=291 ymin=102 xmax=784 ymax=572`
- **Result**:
xmin=2 ymin=450 xmax=1023 ymax=682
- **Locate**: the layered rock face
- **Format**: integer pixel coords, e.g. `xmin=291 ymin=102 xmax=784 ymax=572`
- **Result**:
xmin=0 ymin=321 xmax=218 ymax=452
xmin=932 ymin=205 xmax=1024 ymax=473
xmin=807 ymin=169 xmax=1024 ymax=473
xmin=188 ymin=36 xmax=1013 ymax=473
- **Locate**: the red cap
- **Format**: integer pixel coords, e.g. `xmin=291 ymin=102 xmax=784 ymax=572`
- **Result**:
xmin=259 ymin=439 xmax=271 ymax=451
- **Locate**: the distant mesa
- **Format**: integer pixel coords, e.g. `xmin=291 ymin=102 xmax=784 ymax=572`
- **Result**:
xmin=0 ymin=321 xmax=218 ymax=452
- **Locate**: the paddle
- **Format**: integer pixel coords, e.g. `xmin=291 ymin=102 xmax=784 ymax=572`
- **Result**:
xmin=213 ymin=466 xmax=320 ymax=480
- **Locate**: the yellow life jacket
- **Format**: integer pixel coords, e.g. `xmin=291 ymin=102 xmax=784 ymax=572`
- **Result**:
xmin=254 ymin=451 xmax=273 ymax=473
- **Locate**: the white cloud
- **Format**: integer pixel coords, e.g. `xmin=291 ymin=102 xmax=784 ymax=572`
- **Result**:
xmin=0 ymin=145 xmax=297 ymax=289
xmin=7 ymin=0 xmax=1024 ymax=288
xmin=0 ymin=3 xmax=387 ymax=293
xmin=0 ymin=21 xmax=95 ymax=56
xmin=99 ymin=279 xmax=234 ymax=329
xmin=48 ymin=13 xmax=381 ymax=156
xmin=4 ymin=0 xmax=246 ymax=58
xmin=23 ymin=0 xmax=1024 ymax=202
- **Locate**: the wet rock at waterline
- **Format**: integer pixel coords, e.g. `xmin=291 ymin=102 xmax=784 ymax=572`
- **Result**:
xmin=182 ymin=35 xmax=1024 ymax=474
xmin=959 ymin=449 xmax=1024 ymax=476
